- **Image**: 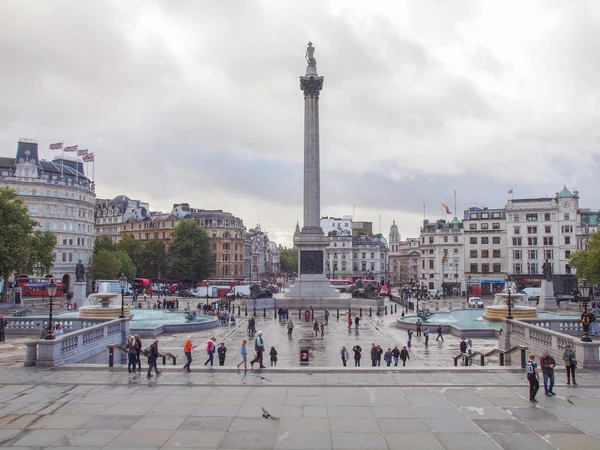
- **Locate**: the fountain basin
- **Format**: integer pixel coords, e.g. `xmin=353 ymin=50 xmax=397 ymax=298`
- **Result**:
xmin=78 ymin=305 xmax=133 ymax=319
xmin=482 ymin=305 xmax=537 ymax=321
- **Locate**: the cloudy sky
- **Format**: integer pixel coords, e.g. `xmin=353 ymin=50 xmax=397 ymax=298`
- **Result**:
xmin=1 ymin=0 xmax=599 ymax=247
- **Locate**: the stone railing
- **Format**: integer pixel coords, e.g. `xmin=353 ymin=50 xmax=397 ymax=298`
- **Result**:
xmin=6 ymin=316 xmax=107 ymax=335
xmin=521 ymin=318 xmax=588 ymax=336
xmin=499 ymin=319 xmax=600 ymax=369
xmin=25 ymin=318 xmax=129 ymax=367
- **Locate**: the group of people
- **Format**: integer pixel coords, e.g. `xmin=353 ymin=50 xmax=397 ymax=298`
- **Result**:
xmin=154 ymin=298 xmax=179 ymax=310
xmin=525 ymin=345 xmax=578 ymax=402
xmin=340 ymin=344 xmax=410 ymax=367
xmin=39 ymin=322 xmax=64 ymax=339
xmin=125 ymin=335 xmax=161 ymax=378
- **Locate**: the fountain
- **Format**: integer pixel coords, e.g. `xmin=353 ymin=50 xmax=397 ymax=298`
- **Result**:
xmin=78 ymin=282 xmax=132 ymax=319
xmin=482 ymin=281 xmax=537 ymax=321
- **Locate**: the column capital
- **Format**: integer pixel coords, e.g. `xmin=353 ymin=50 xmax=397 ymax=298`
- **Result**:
xmin=300 ymin=76 xmax=324 ymax=97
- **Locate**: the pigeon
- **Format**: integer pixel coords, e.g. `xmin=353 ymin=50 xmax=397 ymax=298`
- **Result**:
xmin=262 ymin=407 xmax=278 ymax=420
xmin=255 ymin=375 xmax=271 ymax=382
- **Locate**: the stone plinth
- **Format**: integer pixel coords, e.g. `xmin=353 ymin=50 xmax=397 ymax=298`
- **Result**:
xmin=538 ymin=280 xmax=557 ymax=310
xmin=72 ymin=282 xmax=86 ymax=305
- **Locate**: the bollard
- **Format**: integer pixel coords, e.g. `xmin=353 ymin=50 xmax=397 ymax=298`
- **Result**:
xmin=520 ymin=348 xmax=527 ymax=369
xmin=108 ymin=347 xmax=114 ymax=368
xmin=254 ymin=307 xmax=256 ymax=317
xmin=263 ymin=308 xmax=266 ymax=318
xmin=162 ymin=355 xmax=167 ymax=366
xmin=299 ymin=309 xmax=301 ymax=319
xmin=337 ymin=309 xmax=339 ymax=319
xmin=499 ymin=353 xmax=505 ymax=366
xmin=311 ymin=308 xmax=314 ymax=320
xmin=245 ymin=306 xmax=248 ymax=316
xmin=369 ymin=307 xmax=372 ymax=317
xmin=385 ymin=306 xmax=388 ymax=315
xmin=360 ymin=308 xmax=362 ymax=317
xmin=274 ymin=309 xmax=277 ymax=319
xmin=238 ymin=305 xmax=241 ymax=315
xmin=395 ymin=304 xmax=397 ymax=313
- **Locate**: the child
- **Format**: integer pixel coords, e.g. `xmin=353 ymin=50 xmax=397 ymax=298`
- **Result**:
xmin=269 ymin=346 xmax=278 ymax=366
xmin=313 ymin=321 xmax=319 ymax=337
xmin=217 ymin=342 xmax=227 ymax=366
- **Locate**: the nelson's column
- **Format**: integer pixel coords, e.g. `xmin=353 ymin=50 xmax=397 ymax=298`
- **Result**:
xmin=283 ymin=42 xmax=341 ymax=307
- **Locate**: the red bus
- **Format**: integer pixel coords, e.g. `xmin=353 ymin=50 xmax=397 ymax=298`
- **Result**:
xmin=17 ymin=277 xmax=64 ymax=297
xmin=199 ymin=279 xmax=248 ymax=288
xmin=330 ymin=279 xmax=353 ymax=293
xmin=133 ymin=278 xmax=151 ymax=293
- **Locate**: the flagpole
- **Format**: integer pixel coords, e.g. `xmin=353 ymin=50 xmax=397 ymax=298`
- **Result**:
xmin=454 ymin=190 xmax=457 ymax=218
xmin=61 ymin=147 xmax=64 ymax=180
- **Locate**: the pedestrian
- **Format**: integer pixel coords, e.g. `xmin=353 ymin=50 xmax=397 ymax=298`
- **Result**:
xmin=146 ymin=339 xmax=161 ymax=378
xmin=460 ymin=338 xmax=468 ymax=365
xmin=377 ymin=345 xmax=383 ymax=366
xmin=562 ymin=344 xmax=577 ymax=386
xmin=384 ymin=348 xmax=392 ymax=366
xmin=320 ymin=321 xmax=326 ymax=337
xmin=40 ymin=324 xmax=49 ymax=339
xmin=424 ymin=328 xmax=430 ymax=346
xmin=340 ymin=346 xmax=349 ymax=366
xmin=324 ymin=309 xmax=330 ymax=325
xmin=269 ymin=346 xmax=278 ymax=366
xmin=467 ymin=338 xmax=473 ymax=363
xmin=376 ymin=308 xmax=383 ymax=324
xmin=237 ymin=339 xmax=248 ymax=371
xmin=305 ymin=310 xmax=310 ymax=322
xmin=54 ymin=323 xmax=64 ymax=337
xmin=182 ymin=335 xmax=195 ymax=372
xmin=248 ymin=316 xmax=256 ymax=334
xmin=135 ymin=334 xmax=143 ymax=370
xmin=0 ymin=315 xmax=6 ymax=341
xmin=126 ymin=336 xmax=138 ymax=373
xmin=217 ymin=343 xmax=227 ymax=366
xmin=353 ymin=344 xmax=362 ymax=366
xmin=355 ymin=315 xmax=360 ymax=330
xmin=407 ymin=330 xmax=413 ymax=348
xmin=313 ymin=320 xmax=319 ymax=337
xmin=250 ymin=331 xmax=266 ymax=369
xmin=347 ymin=315 xmax=352 ymax=330
xmin=392 ymin=345 xmax=400 ymax=366
xmin=370 ymin=343 xmax=378 ymax=367
xmin=436 ymin=324 xmax=444 ymax=342
xmin=416 ymin=319 xmax=422 ymax=337
xmin=204 ymin=336 xmax=216 ymax=367
xmin=540 ymin=350 xmax=557 ymax=396
xmin=287 ymin=318 xmax=294 ymax=337
xmin=400 ymin=346 xmax=410 ymax=366
xmin=526 ymin=353 xmax=540 ymax=402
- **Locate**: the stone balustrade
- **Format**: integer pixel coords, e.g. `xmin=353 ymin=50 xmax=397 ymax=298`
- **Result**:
xmin=520 ymin=318 xmax=593 ymax=337
xmin=499 ymin=319 xmax=600 ymax=369
xmin=6 ymin=316 xmax=107 ymax=334
xmin=25 ymin=318 xmax=129 ymax=367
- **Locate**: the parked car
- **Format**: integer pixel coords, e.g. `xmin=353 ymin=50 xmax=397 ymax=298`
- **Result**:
xmin=468 ymin=297 xmax=484 ymax=308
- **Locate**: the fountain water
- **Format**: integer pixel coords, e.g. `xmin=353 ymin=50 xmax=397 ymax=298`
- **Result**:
xmin=482 ymin=281 xmax=537 ymax=321
xmin=78 ymin=282 xmax=132 ymax=318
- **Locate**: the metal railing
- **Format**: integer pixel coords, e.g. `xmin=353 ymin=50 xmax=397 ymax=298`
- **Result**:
xmin=453 ymin=345 xmax=528 ymax=367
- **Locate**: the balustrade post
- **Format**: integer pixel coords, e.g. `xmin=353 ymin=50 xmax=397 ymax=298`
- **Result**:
xmin=520 ymin=348 xmax=527 ymax=369
xmin=162 ymin=355 xmax=167 ymax=365
xmin=245 ymin=306 xmax=248 ymax=316
xmin=360 ymin=308 xmax=362 ymax=318
xmin=336 ymin=309 xmax=339 ymax=319
xmin=499 ymin=353 xmax=505 ymax=366
xmin=108 ymin=347 xmax=114 ymax=368
xmin=480 ymin=354 xmax=485 ymax=366
xmin=369 ymin=307 xmax=372 ymax=317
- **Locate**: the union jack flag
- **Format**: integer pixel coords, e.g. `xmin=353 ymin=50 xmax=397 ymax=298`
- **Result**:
xmin=82 ymin=153 xmax=94 ymax=162
xmin=49 ymin=142 xmax=63 ymax=150
xmin=77 ymin=149 xmax=88 ymax=156
xmin=64 ymin=145 xmax=78 ymax=152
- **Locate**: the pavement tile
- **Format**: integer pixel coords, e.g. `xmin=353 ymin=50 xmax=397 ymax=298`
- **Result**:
xmin=105 ymin=429 xmax=175 ymax=447
xmin=384 ymin=432 xmax=445 ymax=449
xmin=29 ymin=414 xmax=95 ymax=429
xmin=130 ymin=415 xmax=187 ymax=430
xmin=164 ymin=430 xmax=226 ymax=448
xmin=472 ymin=418 xmax=532 ymax=434
xmin=278 ymin=417 xmax=331 ymax=432
xmin=328 ymin=406 xmax=373 ymax=418
xmin=218 ymin=431 xmax=278 ymax=449
xmin=229 ymin=417 xmax=280 ymax=432
xmin=458 ymin=406 xmax=511 ymax=419
xmin=161 ymin=394 xmax=207 ymax=404
xmin=81 ymin=415 xmax=141 ymax=430
xmin=9 ymin=429 xmax=69 ymax=447
xmin=436 ymin=432 xmax=501 ymax=450
xmin=329 ymin=418 xmax=380 ymax=433
xmin=425 ymin=418 xmax=483 ymax=434
xmin=370 ymin=406 xmax=420 ymax=419
xmin=331 ymin=432 xmax=389 ymax=450
xmin=376 ymin=418 xmax=430 ymax=433
xmin=191 ymin=405 xmax=241 ymax=417
xmin=274 ymin=431 xmax=332 ymax=450
xmin=49 ymin=428 xmax=123 ymax=447
xmin=100 ymin=403 xmax=155 ymax=416
xmin=179 ymin=416 xmax=233 ymax=431
xmin=489 ymin=433 xmax=556 ymax=449
xmin=147 ymin=403 xmax=197 ymax=416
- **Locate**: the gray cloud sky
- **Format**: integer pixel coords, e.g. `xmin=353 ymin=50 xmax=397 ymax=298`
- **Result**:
xmin=1 ymin=0 xmax=598 ymax=246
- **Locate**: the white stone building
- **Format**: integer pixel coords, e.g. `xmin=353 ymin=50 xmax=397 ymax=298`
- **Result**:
xmin=463 ymin=207 xmax=508 ymax=295
xmin=577 ymin=209 xmax=600 ymax=251
xmin=352 ymin=234 xmax=387 ymax=284
xmin=388 ymin=220 xmax=420 ymax=287
xmin=95 ymin=195 xmax=149 ymax=243
xmin=0 ymin=140 xmax=96 ymax=293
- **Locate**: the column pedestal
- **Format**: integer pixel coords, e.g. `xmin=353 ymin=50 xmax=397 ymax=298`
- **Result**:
xmin=72 ymin=282 xmax=87 ymax=306
xmin=538 ymin=280 xmax=557 ymax=310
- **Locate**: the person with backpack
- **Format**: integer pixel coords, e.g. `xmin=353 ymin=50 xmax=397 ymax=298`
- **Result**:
xmin=562 ymin=344 xmax=577 ymax=386
xmin=182 ymin=336 xmax=196 ymax=372
xmin=269 ymin=346 xmax=278 ymax=366
xmin=250 ymin=331 xmax=266 ymax=369
xmin=400 ymin=346 xmax=410 ymax=367
xmin=204 ymin=336 xmax=216 ymax=367
xmin=384 ymin=348 xmax=392 ymax=366
xmin=147 ymin=339 xmax=161 ymax=378
xmin=126 ymin=336 xmax=138 ymax=373
xmin=340 ymin=346 xmax=349 ymax=366
xmin=526 ymin=353 xmax=540 ymax=402
xmin=391 ymin=346 xmax=400 ymax=366
xmin=352 ymin=344 xmax=362 ymax=366
xmin=217 ymin=343 xmax=227 ymax=366
xmin=376 ymin=345 xmax=383 ymax=366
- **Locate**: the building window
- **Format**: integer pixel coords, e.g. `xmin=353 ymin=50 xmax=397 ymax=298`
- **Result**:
xmin=565 ymin=250 xmax=571 ymax=259
xmin=481 ymin=237 xmax=489 ymax=245
xmin=492 ymin=212 xmax=501 ymax=219
xmin=564 ymin=213 xmax=570 ymax=221
xmin=544 ymin=249 xmax=554 ymax=260
xmin=333 ymin=243 xmax=337 ymax=247
xmin=469 ymin=224 xmax=477 ymax=230
xmin=527 ymin=263 xmax=538 ymax=274
xmin=527 ymin=237 xmax=538 ymax=246
xmin=565 ymin=236 xmax=571 ymax=245
xmin=212 ymin=243 xmax=217 ymax=251
xmin=470 ymin=250 xmax=477 ymax=258
xmin=526 ymin=213 xmax=538 ymax=222
xmin=514 ymin=263 xmax=522 ymax=274
xmin=566 ymin=264 xmax=571 ymax=274
xmin=481 ymin=264 xmax=490 ymax=274
xmin=493 ymin=263 xmax=501 ymax=273
xmin=453 ymin=248 xmax=458 ymax=254
xmin=370 ymin=263 xmax=375 ymax=271
xmin=513 ymin=249 xmax=522 ymax=260
xmin=470 ymin=264 xmax=478 ymax=273
xmin=454 ymin=236 xmax=458 ymax=243
xmin=561 ymin=225 xmax=573 ymax=233
xmin=492 ymin=237 xmax=500 ymax=245
xmin=481 ymin=223 xmax=489 ymax=230
xmin=429 ymin=237 xmax=434 ymax=244
xmin=527 ymin=226 xmax=537 ymax=234
xmin=543 ymin=237 xmax=554 ymax=246
xmin=545 ymin=226 xmax=551 ymax=234
xmin=481 ymin=250 xmax=489 ymax=258
xmin=362 ymin=253 xmax=366 ymax=259
xmin=370 ymin=253 xmax=374 ymax=259
xmin=492 ymin=223 xmax=500 ymax=230
xmin=493 ymin=249 xmax=501 ymax=258
xmin=512 ymin=237 xmax=522 ymax=246
xmin=470 ymin=237 xmax=477 ymax=244
xmin=444 ymin=236 xmax=448 ymax=243
xmin=429 ymin=260 xmax=434 ymax=269
xmin=481 ymin=212 xmax=489 ymax=219
xmin=514 ymin=214 xmax=520 ymax=222
xmin=470 ymin=213 xmax=478 ymax=219
xmin=528 ymin=249 xmax=538 ymax=260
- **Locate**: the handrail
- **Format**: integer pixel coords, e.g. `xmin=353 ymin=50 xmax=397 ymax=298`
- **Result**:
xmin=107 ymin=344 xmax=177 ymax=367
xmin=453 ymin=345 xmax=528 ymax=368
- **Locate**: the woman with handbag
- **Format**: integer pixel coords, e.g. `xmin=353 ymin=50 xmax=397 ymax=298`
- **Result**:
xmin=562 ymin=344 xmax=577 ymax=386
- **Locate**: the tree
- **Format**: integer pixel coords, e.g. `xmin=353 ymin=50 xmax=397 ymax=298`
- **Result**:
xmin=279 ymin=246 xmax=298 ymax=274
xmin=140 ymin=239 xmax=166 ymax=278
xmin=167 ymin=219 xmax=215 ymax=284
xmin=89 ymin=249 xmax=119 ymax=281
xmin=117 ymin=235 xmax=142 ymax=276
xmin=115 ymin=250 xmax=136 ymax=282
xmin=569 ymin=230 xmax=600 ymax=283
xmin=0 ymin=187 xmax=56 ymax=302
xmin=93 ymin=235 xmax=115 ymax=255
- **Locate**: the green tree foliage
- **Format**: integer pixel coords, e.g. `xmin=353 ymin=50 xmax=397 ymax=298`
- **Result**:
xmin=93 ymin=235 xmax=115 ymax=255
xmin=89 ymin=249 xmax=119 ymax=280
xmin=569 ymin=230 xmax=600 ymax=283
xmin=167 ymin=219 xmax=215 ymax=283
xmin=279 ymin=246 xmax=298 ymax=274
xmin=117 ymin=235 xmax=142 ymax=275
xmin=140 ymin=239 xmax=166 ymax=278
xmin=115 ymin=250 xmax=136 ymax=282
xmin=0 ymin=187 xmax=56 ymax=302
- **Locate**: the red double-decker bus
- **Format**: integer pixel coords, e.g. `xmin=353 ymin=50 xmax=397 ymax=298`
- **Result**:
xmin=17 ymin=277 xmax=64 ymax=297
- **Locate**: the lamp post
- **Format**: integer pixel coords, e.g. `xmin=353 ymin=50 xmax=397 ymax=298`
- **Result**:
xmin=467 ymin=274 xmax=472 ymax=297
xmin=506 ymin=275 xmax=514 ymax=320
xmin=119 ymin=272 xmax=126 ymax=319
xmin=45 ymin=279 xmax=58 ymax=340
xmin=579 ymin=279 xmax=593 ymax=342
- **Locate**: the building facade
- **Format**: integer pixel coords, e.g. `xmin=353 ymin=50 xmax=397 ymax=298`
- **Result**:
xmin=352 ymin=234 xmax=387 ymax=283
xmin=577 ymin=209 xmax=600 ymax=251
xmin=0 ymin=140 xmax=96 ymax=293
xmin=95 ymin=195 xmax=149 ymax=243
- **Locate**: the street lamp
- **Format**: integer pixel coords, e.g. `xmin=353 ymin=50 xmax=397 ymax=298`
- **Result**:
xmin=579 ymin=279 xmax=593 ymax=342
xmin=505 ymin=275 xmax=514 ymax=320
xmin=45 ymin=279 xmax=58 ymax=340
xmin=119 ymin=272 xmax=127 ymax=319
xmin=467 ymin=274 xmax=472 ymax=297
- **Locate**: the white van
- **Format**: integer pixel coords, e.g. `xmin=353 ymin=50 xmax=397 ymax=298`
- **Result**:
xmin=96 ymin=280 xmax=133 ymax=295
xmin=226 ymin=285 xmax=251 ymax=298
xmin=521 ymin=287 xmax=541 ymax=299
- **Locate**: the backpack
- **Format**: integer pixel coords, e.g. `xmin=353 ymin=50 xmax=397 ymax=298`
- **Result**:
xmin=206 ymin=341 xmax=213 ymax=353
xmin=143 ymin=347 xmax=151 ymax=358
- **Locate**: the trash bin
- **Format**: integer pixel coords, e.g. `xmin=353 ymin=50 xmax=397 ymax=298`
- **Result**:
xmin=300 ymin=348 xmax=309 ymax=364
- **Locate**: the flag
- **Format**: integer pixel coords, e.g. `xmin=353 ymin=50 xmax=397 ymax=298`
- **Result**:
xmin=82 ymin=153 xmax=94 ymax=162
xmin=77 ymin=149 xmax=88 ymax=156
xmin=442 ymin=203 xmax=452 ymax=214
xmin=508 ymin=189 xmax=513 ymax=195
xmin=49 ymin=142 xmax=63 ymax=150
xmin=64 ymin=145 xmax=78 ymax=152
xmin=442 ymin=250 xmax=449 ymax=263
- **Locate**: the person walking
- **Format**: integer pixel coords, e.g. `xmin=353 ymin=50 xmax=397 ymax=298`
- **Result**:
xmin=540 ymin=350 xmax=557 ymax=396
xmin=436 ymin=324 xmax=444 ymax=342
xmin=236 ymin=339 xmax=248 ymax=370
xmin=370 ymin=343 xmax=378 ymax=367
xmin=147 ymin=339 xmax=161 ymax=378
xmin=562 ymin=344 xmax=577 ymax=386
xmin=250 ymin=331 xmax=266 ymax=369
xmin=126 ymin=336 xmax=138 ymax=373
xmin=400 ymin=346 xmax=410 ymax=367
xmin=340 ymin=346 xmax=349 ymax=366
xmin=324 ymin=309 xmax=330 ymax=325
xmin=384 ymin=348 xmax=392 ymax=366
xmin=526 ymin=353 xmax=540 ymax=402
xmin=460 ymin=338 xmax=468 ymax=366
xmin=320 ymin=321 xmax=326 ymax=337
xmin=287 ymin=319 xmax=294 ymax=337
xmin=313 ymin=320 xmax=319 ymax=337
xmin=217 ymin=343 xmax=227 ymax=366
xmin=204 ymin=336 xmax=216 ymax=367
xmin=134 ymin=334 xmax=143 ymax=370
xmin=353 ymin=344 xmax=362 ymax=367
xmin=391 ymin=346 xmax=400 ymax=366
xmin=424 ymin=328 xmax=430 ymax=346
xmin=182 ymin=336 xmax=196 ymax=372
xmin=407 ymin=330 xmax=413 ymax=348
xmin=355 ymin=315 xmax=360 ymax=331
xmin=269 ymin=346 xmax=278 ymax=366
xmin=377 ymin=345 xmax=383 ymax=366
xmin=416 ymin=319 xmax=422 ymax=337
xmin=467 ymin=338 xmax=473 ymax=364
xmin=347 ymin=315 xmax=352 ymax=330
xmin=0 ymin=315 xmax=6 ymax=342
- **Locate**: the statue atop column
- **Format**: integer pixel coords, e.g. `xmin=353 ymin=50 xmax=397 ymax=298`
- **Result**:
xmin=75 ymin=260 xmax=85 ymax=282
xmin=542 ymin=259 xmax=552 ymax=282
xmin=305 ymin=42 xmax=316 ymax=67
